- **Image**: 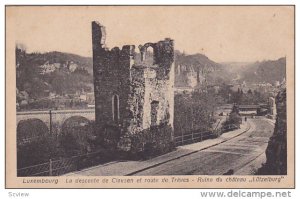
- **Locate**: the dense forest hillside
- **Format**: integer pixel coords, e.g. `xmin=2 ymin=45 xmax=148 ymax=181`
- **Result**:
xmin=16 ymin=47 xmax=93 ymax=99
xmin=241 ymin=57 xmax=286 ymax=84
xmin=221 ymin=57 xmax=286 ymax=85
xmin=16 ymin=45 xmax=286 ymax=101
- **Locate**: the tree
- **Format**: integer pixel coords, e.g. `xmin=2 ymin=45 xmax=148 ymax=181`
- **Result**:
xmin=247 ymin=89 xmax=253 ymax=95
xmin=222 ymin=109 xmax=242 ymax=131
xmin=174 ymin=91 xmax=216 ymax=137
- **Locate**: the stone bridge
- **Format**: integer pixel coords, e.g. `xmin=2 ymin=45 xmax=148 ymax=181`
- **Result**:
xmin=17 ymin=109 xmax=95 ymax=134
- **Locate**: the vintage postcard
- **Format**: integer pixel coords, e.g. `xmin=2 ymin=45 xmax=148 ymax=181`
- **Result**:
xmin=5 ymin=5 xmax=295 ymax=188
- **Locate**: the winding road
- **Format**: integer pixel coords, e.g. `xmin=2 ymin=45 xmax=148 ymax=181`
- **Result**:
xmin=132 ymin=118 xmax=274 ymax=175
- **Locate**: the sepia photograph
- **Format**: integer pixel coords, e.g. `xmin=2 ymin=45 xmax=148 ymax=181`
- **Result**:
xmin=5 ymin=5 xmax=294 ymax=188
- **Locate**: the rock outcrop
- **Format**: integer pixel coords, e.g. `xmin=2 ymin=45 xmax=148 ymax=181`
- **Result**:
xmin=258 ymin=89 xmax=287 ymax=175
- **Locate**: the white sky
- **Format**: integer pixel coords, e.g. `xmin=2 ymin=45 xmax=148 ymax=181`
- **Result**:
xmin=8 ymin=6 xmax=294 ymax=62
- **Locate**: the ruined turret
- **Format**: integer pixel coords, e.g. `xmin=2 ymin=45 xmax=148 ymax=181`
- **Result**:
xmin=92 ymin=21 xmax=175 ymax=156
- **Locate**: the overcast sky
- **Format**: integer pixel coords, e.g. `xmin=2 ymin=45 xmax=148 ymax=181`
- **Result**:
xmin=8 ymin=6 xmax=294 ymax=62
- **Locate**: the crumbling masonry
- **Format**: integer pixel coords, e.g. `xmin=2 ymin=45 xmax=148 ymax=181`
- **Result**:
xmin=92 ymin=21 xmax=175 ymax=156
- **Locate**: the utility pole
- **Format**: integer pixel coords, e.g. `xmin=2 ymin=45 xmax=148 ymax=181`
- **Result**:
xmin=49 ymin=110 xmax=52 ymax=134
xmin=49 ymin=159 xmax=53 ymax=176
xmin=191 ymin=108 xmax=194 ymax=142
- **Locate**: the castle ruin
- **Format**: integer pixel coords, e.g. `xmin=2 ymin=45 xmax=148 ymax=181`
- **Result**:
xmin=92 ymin=21 xmax=175 ymax=155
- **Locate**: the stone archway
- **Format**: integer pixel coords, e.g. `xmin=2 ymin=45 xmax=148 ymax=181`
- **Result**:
xmin=60 ymin=116 xmax=93 ymax=156
xmin=17 ymin=118 xmax=49 ymax=144
xmin=61 ymin=116 xmax=90 ymax=131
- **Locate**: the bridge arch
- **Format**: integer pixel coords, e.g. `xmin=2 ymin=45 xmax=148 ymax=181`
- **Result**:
xmin=61 ymin=116 xmax=91 ymax=134
xmin=17 ymin=109 xmax=96 ymax=135
xmin=17 ymin=118 xmax=49 ymax=143
xmin=60 ymin=116 xmax=94 ymax=155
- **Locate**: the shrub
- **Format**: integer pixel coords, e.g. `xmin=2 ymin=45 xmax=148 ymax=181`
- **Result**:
xmin=128 ymin=123 xmax=174 ymax=160
xmin=17 ymin=135 xmax=59 ymax=169
xmin=222 ymin=112 xmax=242 ymax=132
xmin=60 ymin=118 xmax=96 ymax=157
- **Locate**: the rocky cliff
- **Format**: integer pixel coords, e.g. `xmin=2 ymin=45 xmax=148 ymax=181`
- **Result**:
xmin=258 ymin=89 xmax=287 ymax=175
xmin=174 ymin=51 xmax=220 ymax=88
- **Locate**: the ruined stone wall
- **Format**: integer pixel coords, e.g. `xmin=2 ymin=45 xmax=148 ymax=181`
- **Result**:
xmin=92 ymin=21 xmax=174 ymax=155
xmin=142 ymin=72 xmax=174 ymax=129
xmin=134 ymin=39 xmax=175 ymax=130
xmin=92 ymin=21 xmax=134 ymax=136
xmin=127 ymin=73 xmax=175 ymax=157
xmin=125 ymin=39 xmax=175 ymax=156
xmin=112 ymin=38 xmax=175 ymax=138
xmin=126 ymin=67 xmax=146 ymax=135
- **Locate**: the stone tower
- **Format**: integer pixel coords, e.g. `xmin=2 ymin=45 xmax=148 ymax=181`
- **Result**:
xmin=92 ymin=21 xmax=175 ymax=154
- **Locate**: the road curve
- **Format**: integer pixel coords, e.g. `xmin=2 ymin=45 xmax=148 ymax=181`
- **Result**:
xmin=133 ymin=118 xmax=274 ymax=176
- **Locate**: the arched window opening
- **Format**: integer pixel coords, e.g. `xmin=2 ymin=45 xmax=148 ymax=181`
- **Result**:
xmin=145 ymin=46 xmax=154 ymax=64
xmin=112 ymin=95 xmax=119 ymax=123
xmin=150 ymin=101 xmax=159 ymax=126
xmin=139 ymin=44 xmax=155 ymax=64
